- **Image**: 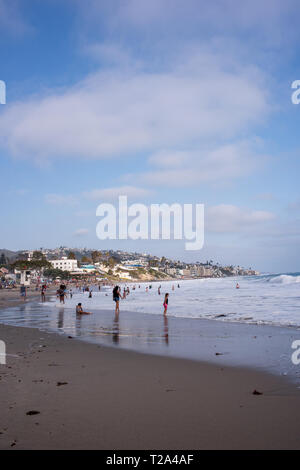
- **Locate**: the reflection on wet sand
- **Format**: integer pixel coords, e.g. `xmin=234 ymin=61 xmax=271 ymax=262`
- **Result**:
xmin=57 ymin=308 xmax=64 ymax=329
xmin=164 ymin=315 xmax=169 ymax=345
xmin=112 ymin=313 xmax=119 ymax=344
xmin=1 ymin=302 xmax=300 ymax=382
xmin=75 ymin=311 xmax=170 ymax=348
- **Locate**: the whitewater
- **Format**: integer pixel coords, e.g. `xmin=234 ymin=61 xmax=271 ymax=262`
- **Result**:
xmin=44 ymin=273 xmax=300 ymax=328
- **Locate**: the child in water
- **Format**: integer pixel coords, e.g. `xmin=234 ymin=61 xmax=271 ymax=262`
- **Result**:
xmin=163 ymin=293 xmax=169 ymax=315
xmin=76 ymin=303 xmax=91 ymax=315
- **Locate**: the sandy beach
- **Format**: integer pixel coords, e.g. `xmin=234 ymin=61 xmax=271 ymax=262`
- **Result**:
xmin=0 ymin=286 xmax=56 ymax=310
xmin=1 ymin=316 xmax=300 ymax=449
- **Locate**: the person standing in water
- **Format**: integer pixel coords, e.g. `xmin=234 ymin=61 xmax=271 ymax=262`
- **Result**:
xmin=20 ymin=285 xmax=26 ymax=301
xmin=113 ymin=285 xmax=121 ymax=315
xmin=163 ymin=293 xmax=169 ymax=315
xmin=57 ymin=287 xmax=66 ymax=304
xmin=41 ymin=285 xmax=46 ymax=302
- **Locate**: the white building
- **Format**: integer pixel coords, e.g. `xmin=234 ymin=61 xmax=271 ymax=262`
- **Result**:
xmin=50 ymin=257 xmax=78 ymax=272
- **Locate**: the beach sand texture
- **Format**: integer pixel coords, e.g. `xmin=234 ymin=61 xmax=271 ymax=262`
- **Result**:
xmin=1 ymin=321 xmax=300 ymax=450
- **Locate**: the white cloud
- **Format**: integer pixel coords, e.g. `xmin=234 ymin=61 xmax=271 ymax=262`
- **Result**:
xmin=0 ymin=0 xmax=32 ymax=35
xmin=45 ymin=186 xmax=152 ymax=208
xmin=255 ymin=192 xmax=275 ymax=201
xmin=74 ymin=228 xmax=89 ymax=236
xmin=82 ymin=42 xmax=135 ymax=67
xmin=79 ymin=0 xmax=299 ymax=46
xmin=83 ymin=185 xmax=152 ymax=201
xmin=45 ymin=194 xmax=78 ymax=206
xmin=10 ymin=188 xmax=29 ymax=196
xmin=206 ymin=204 xmax=275 ymax=233
xmin=136 ymin=141 xmax=267 ymax=187
xmin=0 ymin=50 xmax=269 ymax=174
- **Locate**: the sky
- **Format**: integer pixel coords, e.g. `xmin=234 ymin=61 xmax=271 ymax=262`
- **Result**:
xmin=0 ymin=0 xmax=300 ymax=272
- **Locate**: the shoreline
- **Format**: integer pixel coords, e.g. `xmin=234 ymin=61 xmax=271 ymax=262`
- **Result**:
xmin=0 ymin=286 xmax=57 ymax=310
xmin=1 ymin=288 xmax=300 ymax=449
xmin=1 ymin=322 xmax=300 ymax=449
xmin=1 ymin=291 xmax=300 ymax=384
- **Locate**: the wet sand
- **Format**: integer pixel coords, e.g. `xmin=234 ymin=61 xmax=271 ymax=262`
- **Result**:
xmin=0 ymin=286 xmax=56 ymax=310
xmin=1 ymin=321 xmax=300 ymax=449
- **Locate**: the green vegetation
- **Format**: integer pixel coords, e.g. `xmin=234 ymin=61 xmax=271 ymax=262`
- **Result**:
xmin=91 ymin=250 xmax=102 ymax=263
xmin=149 ymin=269 xmax=167 ymax=279
xmin=43 ymin=268 xmax=72 ymax=280
xmin=0 ymin=253 xmax=7 ymax=266
xmin=32 ymin=251 xmax=46 ymax=260
xmin=12 ymin=259 xmax=51 ymax=271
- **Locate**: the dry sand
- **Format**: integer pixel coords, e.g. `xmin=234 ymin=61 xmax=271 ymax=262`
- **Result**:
xmin=0 ymin=321 xmax=300 ymax=450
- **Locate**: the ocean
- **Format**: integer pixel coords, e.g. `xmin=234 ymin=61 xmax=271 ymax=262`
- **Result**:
xmin=44 ymin=273 xmax=300 ymax=328
xmin=1 ymin=274 xmax=300 ymax=382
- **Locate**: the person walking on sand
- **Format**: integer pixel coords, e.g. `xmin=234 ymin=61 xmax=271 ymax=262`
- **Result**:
xmin=76 ymin=303 xmax=91 ymax=315
xmin=163 ymin=293 xmax=169 ymax=315
xmin=113 ymin=285 xmax=121 ymax=315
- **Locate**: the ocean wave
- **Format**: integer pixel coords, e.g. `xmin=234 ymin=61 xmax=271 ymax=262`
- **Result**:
xmin=268 ymin=274 xmax=300 ymax=285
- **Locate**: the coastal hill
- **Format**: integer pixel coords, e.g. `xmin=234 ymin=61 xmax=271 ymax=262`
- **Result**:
xmin=0 ymin=247 xmax=259 ymax=282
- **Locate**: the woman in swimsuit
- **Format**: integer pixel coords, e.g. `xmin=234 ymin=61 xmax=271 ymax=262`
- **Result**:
xmin=163 ymin=293 xmax=169 ymax=315
xmin=113 ymin=285 xmax=121 ymax=315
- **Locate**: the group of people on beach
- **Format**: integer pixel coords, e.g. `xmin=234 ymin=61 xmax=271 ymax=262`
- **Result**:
xmin=70 ymin=281 xmax=182 ymax=317
xmin=112 ymin=284 xmax=170 ymax=315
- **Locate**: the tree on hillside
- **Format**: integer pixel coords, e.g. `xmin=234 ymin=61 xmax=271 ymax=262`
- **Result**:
xmin=149 ymin=259 xmax=159 ymax=267
xmin=108 ymin=256 xmax=117 ymax=267
xmin=81 ymin=256 xmax=92 ymax=264
xmin=12 ymin=259 xmax=51 ymax=271
xmin=91 ymin=251 xmax=101 ymax=263
xmin=43 ymin=268 xmax=72 ymax=280
xmin=68 ymin=251 xmax=76 ymax=260
xmin=16 ymin=253 xmax=27 ymax=261
xmin=0 ymin=254 xmax=7 ymax=265
xmin=32 ymin=251 xmax=46 ymax=260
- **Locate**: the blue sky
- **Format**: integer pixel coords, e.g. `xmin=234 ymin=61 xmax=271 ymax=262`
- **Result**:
xmin=1 ymin=0 xmax=300 ymax=272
